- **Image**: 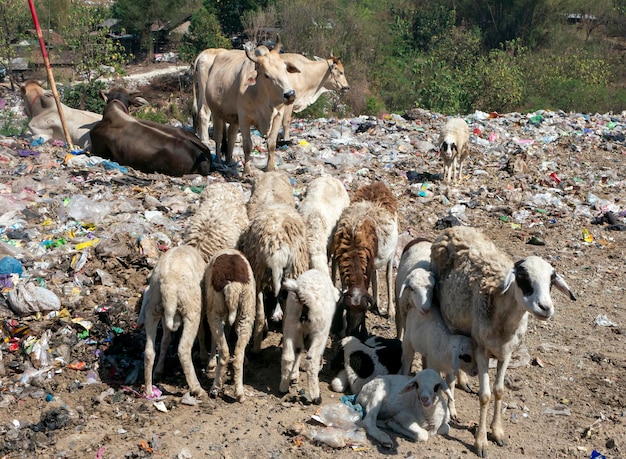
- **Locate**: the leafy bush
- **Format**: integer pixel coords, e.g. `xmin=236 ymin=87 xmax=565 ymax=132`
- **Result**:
xmin=61 ymin=81 xmax=107 ymax=113
xmin=0 ymin=109 xmax=29 ymax=136
xmin=135 ymin=107 xmax=171 ymax=124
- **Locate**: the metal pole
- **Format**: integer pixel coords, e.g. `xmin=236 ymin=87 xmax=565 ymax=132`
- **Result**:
xmin=27 ymin=0 xmax=73 ymax=148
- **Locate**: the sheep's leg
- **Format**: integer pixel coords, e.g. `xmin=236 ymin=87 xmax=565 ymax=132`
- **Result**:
xmin=456 ymin=368 xmax=475 ymax=393
xmin=209 ymin=318 xmax=230 ymax=399
xmin=384 ymin=413 xmax=429 ymax=442
xmin=491 ymin=355 xmax=512 ymax=447
xmin=252 ymin=290 xmax=265 ymax=353
xmin=361 ymin=397 xmax=393 ymax=448
xmin=143 ymin=313 xmax=159 ymax=397
xmin=279 ymin=333 xmax=297 ymax=393
xmin=452 ymin=155 xmax=460 ymax=182
xmin=154 ymin=328 xmax=172 ymax=379
xmin=385 ymin=259 xmax=395 ymax=321
xmin=331 ymin=369 xmax=350 ymax=393
xmin=178 ymin=315 xmax=205 ymax=397
xmin=372 ymin=269 xmax=385 ymax=316
xmin=445 ymin=372 xmax=458 ymax=420
xmin=305 ymin=333 xmax=326 ymax=405
xmin=197 ymin=315 xmax=214 ymax=371
xmin=232 ymin=318 xmax=253 ymax=402
xmin=400 ymin=336 xmax=415 ymax=375
xmin=474 ymin=350 xmax=492 ymax=458
xmin=290 ymin=332 xmax=304 ymax=383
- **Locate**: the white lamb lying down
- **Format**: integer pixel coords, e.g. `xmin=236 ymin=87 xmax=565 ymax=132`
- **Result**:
xmin=330 ymin=335 xmax=403 ymax=395
xmin=356 ymin=369 xmax=453 ymax=448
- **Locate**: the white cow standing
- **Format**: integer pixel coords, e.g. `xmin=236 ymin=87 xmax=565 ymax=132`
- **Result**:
xmin=195 ymin=38 xmax=300 ymax=175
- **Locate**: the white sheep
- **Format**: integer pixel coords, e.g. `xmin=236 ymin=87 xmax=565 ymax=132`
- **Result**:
xmin=137 ymin=245 xmax=207 ymax=398
xmin=279 ymin=269 xmax=340 ymax=404
xmin=203 ymin=248 xmax=256 ymax=402
xmin=183 ymin=181 xmax=250 ymax=372
xmin=401 ymin=305 xmax=477 ymax=420
xmin=431 ymin=226 xmax=577 ymax=457
xmin=394 ymin=238 xmax=435 ymax=340
xmin=330 ymin=335 xmax=402 ymax=395
xmin=298 ymin=175 xmax=350 ymax=277
xmin=331 ymin=182 xmax=398 ymax=339
xmin=439 ymin=117 xmax=470 ymax=183
xmin=183 ymin=181 xmax=249 ymax=263
xmin=238 ymin=202 xmax=309 ymax=352
xmin=356 ymin=369 xmax=453 ymax=448
xmin=246 ymin=170 xmax=295 ymax=220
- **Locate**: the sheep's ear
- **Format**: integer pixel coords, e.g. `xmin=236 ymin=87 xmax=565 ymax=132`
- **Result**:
xmin=439 ymin=379 xmax=454 ymax=401
xmin=400 ymin=381 xmax=417 ymax=394
xmin=554 ymin=273 xmax=577 ymax=301
xmin=398 ymin=279 xmax=408 ymax=299
xmin=502 ymin=267 xmax=516 ymax=293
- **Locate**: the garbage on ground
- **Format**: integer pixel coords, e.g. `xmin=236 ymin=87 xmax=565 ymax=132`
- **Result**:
xmin=288 ymin=402 xmax=367 ymax=449
xmin=0 ymin=89 xmax=624 ymax=456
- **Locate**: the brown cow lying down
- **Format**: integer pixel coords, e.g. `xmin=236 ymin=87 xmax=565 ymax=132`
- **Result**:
xmin=90 ymin=87 xmax=212 ymax=177
xmin=20 ymin=80 xmax=102 ymax=149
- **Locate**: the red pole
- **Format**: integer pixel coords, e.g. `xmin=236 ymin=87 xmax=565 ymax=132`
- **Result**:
xmin=27 ymin=0 xmax=73 ymax=148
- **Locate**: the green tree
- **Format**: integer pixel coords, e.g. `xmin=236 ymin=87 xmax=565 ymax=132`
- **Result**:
xmin=455 ymin=0 xmax=547 ymax=49
xmin=60 ymin=4 xmax=129 ymax=82
xmin=0 ymin=0 xmax=31 ymax=89
xmin=178 ymin=6 xmax=231 ymax=63
xmin=208 ymin=0 xmax=270 ymax=36
xmin=112 ymin=0 xmax=201 ymax=62
xmin=34 ymin=0 xmax=71 ymax=31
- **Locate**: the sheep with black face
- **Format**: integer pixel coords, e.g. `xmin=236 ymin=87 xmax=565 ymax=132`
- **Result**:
xmin=431 ymin=225 xmax=577 ymax=457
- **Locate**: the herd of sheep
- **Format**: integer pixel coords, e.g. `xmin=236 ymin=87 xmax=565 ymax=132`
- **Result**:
xmin=135 ymin=118 xmax=577 ymax=457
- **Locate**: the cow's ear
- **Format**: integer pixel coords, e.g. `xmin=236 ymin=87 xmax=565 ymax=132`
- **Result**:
xmin=286 ymin=63 xmax=300 ymax=74
xmin=245 ymin=70 xmax=258 ymax=86
xmin=313 ymin=56 xmax=323 ymax=61
xmin=99 ymin=90 xmax=109 ymax=102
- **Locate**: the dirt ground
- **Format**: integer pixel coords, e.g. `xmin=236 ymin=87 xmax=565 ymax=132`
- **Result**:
xmin=0 ymin=73 xmax=625 ymax=459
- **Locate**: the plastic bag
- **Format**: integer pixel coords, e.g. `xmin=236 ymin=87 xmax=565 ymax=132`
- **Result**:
xmin=8 ymin=283 xmax=61 ymax=317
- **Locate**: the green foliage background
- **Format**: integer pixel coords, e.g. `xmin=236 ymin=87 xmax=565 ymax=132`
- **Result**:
xmin=8 ymin=0 xmax=623 ymax=118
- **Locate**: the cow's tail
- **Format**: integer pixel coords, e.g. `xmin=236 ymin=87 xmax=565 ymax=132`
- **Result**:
xmin=191 ymin=55 xmax=200 ymax=134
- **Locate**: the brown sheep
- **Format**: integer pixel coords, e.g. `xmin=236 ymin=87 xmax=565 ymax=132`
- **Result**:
xmin=331 ymin=181 xmax=398 ymax=339
xmin=204 ymin=249 xmax=256 ymax=402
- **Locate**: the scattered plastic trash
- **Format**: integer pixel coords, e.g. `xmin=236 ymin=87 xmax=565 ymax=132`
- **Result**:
xmin=591 ymin=450 xmax=607 ymax=459
xmin=0 ymin=256 xmax=23 ymax=276
xmin=7 ymin=283 xmax=62 ymax=317
xmin=594 ymin=314 xmax=617 ymax=327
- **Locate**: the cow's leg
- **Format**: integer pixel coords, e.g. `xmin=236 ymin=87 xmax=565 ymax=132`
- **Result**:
xmin=226 ymin=121 xmax=239 ymax=167
xmin=265 ymin=109 xmax=282 ymax=171
xmin=196 ymin=103 xmax=212 ymax=145
xmin=281 ymin=105 xmax=292 ymax=142
xmin=239 ymin=120 xmax=253 ymax=175
xmin=212 ymin=117 xmax=225 ymax=164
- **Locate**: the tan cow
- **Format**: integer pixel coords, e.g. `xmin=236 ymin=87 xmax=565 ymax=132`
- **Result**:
xmin=277 ymin=53 xmax=350 ymax=143
xmin=20 ymin=80 xmax=102 ymax=149
xmin=192 ymin=48 xmax=228 ymax=146
xmin=194 ymin=38 xmax=300 ymax=175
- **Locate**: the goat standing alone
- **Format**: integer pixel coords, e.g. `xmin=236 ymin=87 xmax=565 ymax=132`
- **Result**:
xmin=439 ymin=117 xmax=470 ymax=183
xmin=431 ymin=226 xmax=577 ymax=457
